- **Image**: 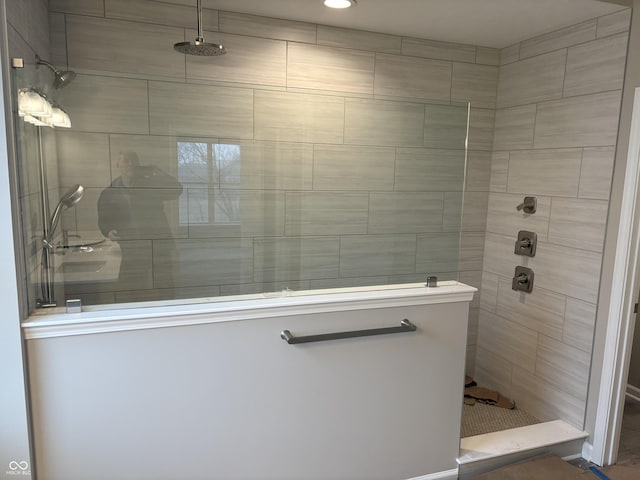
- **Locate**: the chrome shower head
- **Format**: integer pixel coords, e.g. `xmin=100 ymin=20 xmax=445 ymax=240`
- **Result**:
xmin=59 ymin=184 xmax=84 ymax=209
xmin=36 ymin=55 xmax=77 ymax=89
xmin=174 ymin=38 xmax=226 ymax=56
xmin=174 ymin=0 xmax=226 ymax=56
xmin=44 ymin=185 xmax=84 ymax=248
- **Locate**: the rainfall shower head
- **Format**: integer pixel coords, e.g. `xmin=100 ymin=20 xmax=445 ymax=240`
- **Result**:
xmin=44 ymin=185 xmax=84 ymax=248
xmin=174 ymin=0 xmax=226 ymax=56
xmin=36 ymin=55 xmax=77 ymax=89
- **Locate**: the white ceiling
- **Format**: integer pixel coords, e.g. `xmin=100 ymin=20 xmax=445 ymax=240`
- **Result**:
xmin=205 ymin=0 xmax=628 ymax=48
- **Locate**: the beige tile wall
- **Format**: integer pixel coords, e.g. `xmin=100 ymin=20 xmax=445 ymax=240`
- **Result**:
xmin=476 ymin=10 xmax=630 ymax=430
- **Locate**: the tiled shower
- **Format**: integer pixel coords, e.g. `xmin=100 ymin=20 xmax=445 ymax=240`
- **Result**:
xmin=7 ymin=0 xmax=632 ymax=435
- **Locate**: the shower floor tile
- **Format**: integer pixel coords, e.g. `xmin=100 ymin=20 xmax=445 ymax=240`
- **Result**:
xmin=461 ymin=402 xmax=540 ymax=438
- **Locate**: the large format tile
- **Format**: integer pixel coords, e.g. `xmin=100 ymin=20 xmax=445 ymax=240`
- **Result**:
xmin=548 ymin=198 xmax=608 ymax=252
xmin=486 ymin=193 xmax=551 ymax=241
xmin=395 ymin=148 xmax=466 ymax=192
xmin=474 ymin=346 xmax=514 ymax=400
xmin=341 ymin=234 xmax=416 ymax=277
xmin=511 ymin=366 xmax=586 ymax=428
xmin=309 ymin=276 xmax=387 ymax=290
xmin=187 ymin=31 xmax=286 ymax=86
xmin=344 ymin=98 xmax=424 ymax=147
xmin=255 ymin=90 xmax=344 ymax=144
xmin=459 ymin=270 xmax=482 ymax=309
xmin=373 ymin=53 xmax=451 ymax=101
xmin=507 ymin=149 xmax=582 ymax=197
xmin=496 ymin=49 xmax=566 ymax=108
xmin=254 ymin=236 xmax=339 ymax=282
xmin=150 ymin=81 xmax=253 ymax=138
xmin=500 ymin=44 xmax=520 ymax=65
xmin=284 ymin=192 xmax=369 ymax=235
xmin=7 ymin=0 xmax=28 ymax=34
xmin=49 ymin=12 xmax=67 ymax=66
xmin=479 ymin=271 xmax=499 ymax=313
xmin=219 ymin=11 xmax=315 ymax=43
xmin=219 ymin=140 xmax=313 ymax=190
xmin=476 ymin=47 xmax=500 ymax=66
xmin=60 ymin=74 xmax=149 ymax=134
xmin=105 ymin=0 xmax=218 ymax=29
xmin=50 ymin=0 xmax=104 ymax=15
xmin=536 ymin=336 xmax=591 ymax=401
xmin=26 ymin=0 xmax=50 ymax=60
xmin=519 ymin=19 xmax=597 ymax=59
xmin=528 ymin=242 xmax=602 ymax=303
xmin=563 ymin=33 xmax=627 ymax=97
xmin=287 ymin=43 xmax=375 ymax=94
xmin=423 ymin=104 xmax=468 ymax=150
xmin=220 ymin=281 xmax=309 ymax=296
xmin=563 ymin=298 xmax=597 ymax=353
xmin=493 ymin=105 xmax=536 ymax=151
xmin=597 ymin=9 xmax=631 ymax=38
xmin=67 ymin=16 xmax=185 ymax=78
xmin=451 ymin=63 xmax=498 ymax=109
xmin=312 ymin=144 xmax=395 ymax=191
xmin=56 ymin=131 xmax=110 ymax=188
xmin=109 ymin=134 xmax=182 ymax=183
xmin=468 ymin=108 xmax=495 ymax=151
xmin=154 ymin=238 xmax=254 ymax=288
xmin=460 ymin=192 xmax=489 ymax=233
xmin=415 ymin=232 xmax=459 ymax=273
xmin=489 ymin=152 xmax=509 ymax=193
xmin=442 ymin=192 xmax=464 ymax=232
xmin=115 ymin=285 xmax=221 ymax=304
xmin=482 ymin=232 xmax=517 ymax=278
xmin=534 ymin=90 xmax=622 ymax=148
xmin=401 ymin=37 xmax=476 ymax=63
xmin=187 ymin=189 xmax=285 ymax=238
xmin=477 ymin=309 xmax=538 ymax=373
xmin=368 ymin=192 xmax=444 ymax=234
xmin=459 ymin=232 xmax=485 ymax=271
xmin=317 ymin=25 xmax=401 ymax=54
xmin=579 ymin=147 xmax=615 ymax=200
xmin=496 ymin=277 xmax=565 ymax=339
xmin=466 ymin=151 xmax=492 ymax=192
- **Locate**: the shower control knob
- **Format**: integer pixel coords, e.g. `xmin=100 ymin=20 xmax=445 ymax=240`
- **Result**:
xmin=512 ymin=266 xmax=534 ymax=293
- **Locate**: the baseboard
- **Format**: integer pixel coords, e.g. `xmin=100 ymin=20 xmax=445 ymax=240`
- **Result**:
xmin=406 ymin=468 xmax=458 ymax=480
xmin=582 ymin=440 xmax=594 ymax=462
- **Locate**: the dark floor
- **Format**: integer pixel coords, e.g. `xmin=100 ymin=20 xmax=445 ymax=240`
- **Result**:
xmin=617 ymin=396 xmax=640 ymax=464
xmin=472 ymin=455 xmax=640 ymax=479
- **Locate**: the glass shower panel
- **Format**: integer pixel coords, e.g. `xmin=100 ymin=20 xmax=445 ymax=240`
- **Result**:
xmin=14 ymin=64 xmax=468 ymax=311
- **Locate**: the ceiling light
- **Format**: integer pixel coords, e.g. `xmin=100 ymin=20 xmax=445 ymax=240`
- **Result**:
xmin=324 ymin=0 xmax=357 ymax=9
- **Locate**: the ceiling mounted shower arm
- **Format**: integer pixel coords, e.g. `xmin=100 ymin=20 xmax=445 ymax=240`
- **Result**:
xmin=196 ymin=0 xmax=204 ymax=42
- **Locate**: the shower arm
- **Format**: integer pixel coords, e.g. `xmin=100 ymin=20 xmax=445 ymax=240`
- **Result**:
xmin=36 ymin=55 xmax=58 ymax=75
xmin=196 ymin=0 xmax=204 ymax=41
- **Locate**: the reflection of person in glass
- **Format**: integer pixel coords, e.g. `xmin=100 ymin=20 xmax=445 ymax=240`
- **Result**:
xmin=97 ymin=151 xmax=182 ymax=292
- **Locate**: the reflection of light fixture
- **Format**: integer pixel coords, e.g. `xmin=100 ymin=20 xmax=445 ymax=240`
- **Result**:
xmin=17 ymin=88 xmax=71 ymax=128
xmin=324 ymin=0 xmax=357 ymax=8
xmin=51 ymin=106 xmax=71 ymax=128
xmin=18 ymin=88 xmax=52 ymax=118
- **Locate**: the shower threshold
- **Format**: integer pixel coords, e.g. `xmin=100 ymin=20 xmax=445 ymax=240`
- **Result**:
xmin=457 ymin=420 xmax=588 ymax=479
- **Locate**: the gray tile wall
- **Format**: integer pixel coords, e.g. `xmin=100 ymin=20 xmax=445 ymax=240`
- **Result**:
xmin=9 ymin=0 xmax=61 ymax=311
xmin=23 ymin=2 xmax=630 ymax=433
xmin=476 ymin=10 xmax=630 ymax=430
xmin=47 ymin=0 xmax=497 ymax=311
